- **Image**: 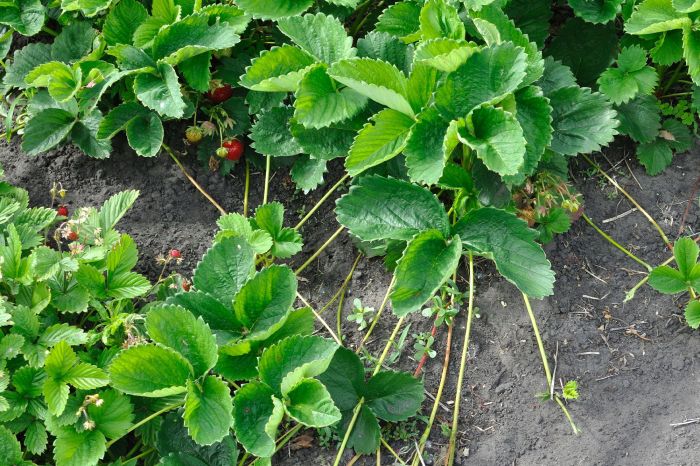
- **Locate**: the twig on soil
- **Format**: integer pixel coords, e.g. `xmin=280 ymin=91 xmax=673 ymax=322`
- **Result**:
xmin=670 ymin=418 xmax=700 ymax=428
xmin=162 ymin=143 xmax=226 ymax=215
xmin=582 ymin=154 xmax=672 ymax=249
xmin=294 ymin=173 xmax=349 ymax=231
xmin=582 ymin=213 xmax=653 ymax=271
xmin=602 ymin=208 xmax=638 ymax=224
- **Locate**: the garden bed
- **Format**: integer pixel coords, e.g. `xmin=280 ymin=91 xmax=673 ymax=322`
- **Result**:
xmin=2 ymin=135 xmax=697 ymax=465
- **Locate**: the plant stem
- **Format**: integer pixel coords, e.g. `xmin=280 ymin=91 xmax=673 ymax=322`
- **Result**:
xmin=662 ymin=63 xmax=684 ymax=95
xmin=263 ymin=155 xmax=271 ymax=204
xmin=446 ymin=253 xmax=475 ymax=466
xmin=294 ymin=226 xmax=344 ymax=275
xmin=125 ymin=447 xmax=155 ymax=463
xmin=319 ymin=254 xmax=362 ymax=316
xmin=582 ymin=154 xmax=671 ymax=249
xmin=294 ymin=174 xmax=349 ymax=230
xmin=163 ymin=143 xmax=226 ymax=215
xmin=106 ymin=402 xmax=184 ymax=448
xmin=522 ymin=294 xmax=580 ymax=435
xmin=414 ymin=323 xmax=438 ymax=377
xmin=582 ymin=214 xmax=652 ymax=271
xmin=356 ymin=276 xmax=396 ymax=353
xmin=243 ymin=159 xmax=251 ymax=217
xmin=412 ymin=322 xmax=454 ymax=466
xmin=296 ymin=292 xmax=342 ymax=345
xmin=41 ymin=25 xmax=58 ymax=36
xmin=381 ymin=438 xmax=406 ymax=465
xmin=661 ymin=91 xmax=693 ymax=99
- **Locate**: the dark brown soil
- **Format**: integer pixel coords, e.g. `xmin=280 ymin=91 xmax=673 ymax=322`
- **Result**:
xmin=1 ymin=134 xmax=698 ymax=466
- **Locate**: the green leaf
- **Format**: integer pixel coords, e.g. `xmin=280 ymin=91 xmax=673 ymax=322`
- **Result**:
xmin=673 ymin=237 xmax=699 ymax=279
xmin=146 ymin=305 xmax=218 ymax=376
xmin=193 ymin=237 xmax=255 ymax=305
xmin=651 ymin=30 xmax=684 ymax=65
xmin=290 ymin=117 xmax=361 ymax=160
xmin=252 ymin=203 xmax=303 ymax=259
xmin=336 ymin=175 xmax=450 ymax=241
xmin=538 ymin=57 xmax=578 ymax=95
xmin=626 ymin=0 xmax=691 ymax=35
xmin=233 ymin=381 xmax=283 ymax=458
xmin=674 ymin=0 xmax=700 ymax=12
xmin=453 ymin=207 xmax=555 ymax=298
xmin=357 ymin=30 xmax=411 ymax=73
xmin=107 ymin=271 xmax=151 ymax=299
xmin=504 ymin=0 xmax=552 ymax=48
xmin=685 ymin=300 xmax=700 ymax=329
xmin=250 ymin=107 xmax=303 ymax=157
xmin=637 ymin=139 xmax=673 ymax=175
xmin=240 ymin=45 xmax=316 ymax=92
xmin=328 ymin=58 xmax=414 ymax=116
xmin=103 ymin=0 xmax=148 ymax=45
xmin=294 ymin=64 xmax=367 ymax=129
xmin=233 ymin=265 xmax=297 ymax=341
xmin=25 ymin=61 xmax=82 ymax=103
xmin=683 ymin=23 xmax=700 ymax=83
xmin=72 ymin=110 xmax=111 ymax=159
xmin=345 ymin=405 xmax=381 ymax=454
xmin=365 ymin=371 xmax=423 ymax=421
xmin=184 ymin=376 xmax=233 ymax=446
xmin=257 ymin=335 xmax=338 ymax=396
xmin=435 ymin=42 xmax=528 ymax=120
xmin=0 ymin=0 xmax=45 ymax=36
xmin=547 ymin=86 xmax=618 ymax=156
xmin=215 ymin=214 xmax=273 ymax=255
xmin=317 ymin=347 xmax=364 ymax=412
xmin=414 ymin=38 xmax=475 ymax=73
xmin=109 ymin=344 xmax=192 ymax=397
xmin=51 ymin=21 xmax=97 ymax=64
xmin=569 ymin=0 xmax=623 ymax=24
xmin=179 ymin=52 xmax=212 ymax=92
xmin=345 ymin=108 xmax=415 ymax=176
xmin=546 ymin=17 xmax=618 ymax=86
xmin=152 ymin=15 xmax=242 ymax=65
xmin=648 ymin=265 xmax=688 ymax=293
xmin=391 ymin=230 xmax=461 ymax=316
xmin=616 ymin=95 xmax=661 ymax=144
xmin=126 ymin=112 xmax=164 ymax=157
xmin=86 ymin=389 xmax=134 ymax=440
xmin=96 ymin=103 xmax=149 ymax=139
xmin=99 ymin=189 xmax=139 ymax=232
xmin=43 ymin=378 xmax=69 ymax=416
xmin=21 ymin=108 xmax=76 ymax=155
xmin=167 ymin=290 xmax=242 ymax=333
xmin=458 ymin=105 xmax=526 ymax=177
xmin=277 ymin=12 xmax=355 ymax=64
xmin=54 ymin=427 xmax=106 ymax=466
xmin=285 ymin=378 xmax=341 ymax=427
xmin=236 ymin=0 xmax=313 ymax=19
xmin=419 ymin=0 xmax=464 ymax=40
xmin=598 ymin=46 xmax=658 ymax=104
xmin=134 ymin=63 xmax=186 ymax=118
xmin=4 ymin=42 xmax=51 ymax=89
xmin=376 ymin=1 xmax=421 ymax=42
xmin=157 ymin=411 xmax=239 ymax=466
xmin=291 ymin=156 xmax=327 ymax=193
xmin=404 ymin=106 xmax=453 ymax=185
xmin=64 ymin=363 xmax=109 ymax=389
xmin=24 ymin=421 xmax=48 ymax=455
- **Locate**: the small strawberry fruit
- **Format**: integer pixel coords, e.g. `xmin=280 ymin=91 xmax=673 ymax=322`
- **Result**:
xmin=215 ymin=147 xmax=228 ymax=158
xmin=223 ymin=139 xmax=244 ymax=161
xmin=169 ymin=249 xmax=182 ymax=259
xmin=57 ymin=206 xmax=68 ymax=217
xmin=185 ymin=126 xmax=203 ymax=144
xmin=67 ymin=231 xmax=79 ymax=241
xmin=182 ymin=280 xmax=191 ymax=292
xmin=207 ymin=81 xmax=233 ymax=104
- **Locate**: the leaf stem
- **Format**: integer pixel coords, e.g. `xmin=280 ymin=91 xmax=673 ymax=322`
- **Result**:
xmin=356 ymin=276 xmax=396 ymax=353
xmin=294 ymin=173 xmax=349 ymax=230
xmin=446 ymin=253 xmax=474 ymax=466
xmin=106 ymin=402 xmax=184 ymax=448
xmin=163 ymin=143 xmax=226 ymax=215
xmin=582 ymin=213 xmax=652 ymax=271
xmin=296 ymin=292 xmax=342 ymax=345
xmin=294 ymin=226 xmax=344 ymax=275
xmin=522 ymin=294 xmax=580 ymax=435
xmin=263 ymin=155 xmax=271 ymax=205
xmin=582 ymin=154 xmax=671 ymax=249
xmin=243 ymin=159 xmax=251 ymax=217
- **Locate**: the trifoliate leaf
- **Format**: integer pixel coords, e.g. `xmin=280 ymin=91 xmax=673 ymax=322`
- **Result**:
xmin=277 ymin=12 xmax=355 ymax=64
xmin=293 ymin=64 xmax=368 ymax=129
xmin=453 ymin=207 xmax=555 ymax=298
xmin=336 ymin=175 xmax=450 ymax=241
xmin=328 ymin=58 xmax=414 ymax=116
xmin=391 ymin=230 xmax=462 ymax=316
xmin=547 ymin=86 xmax=618 ymax=156
xmin=598 ymin=46 xmax=658 ymax=104
xmin=458 ymin=105 xmax=527 ymax=177
xmin=435 ymin=42 xmax=528 ymax=120
xmin=109 ymin=344 xmax=192 ymax=397
xmin=345 ymin=108 xmax=415 ymax=176
xmin=145 ymin=305 xmax=218 ymax=376
xmin=252 ymin=202 xmax=304 ymax=259
xmin=240 ymin=45 xmax=316 ymax=92
xmin=183 ymin=376 xmax=233 ymax=446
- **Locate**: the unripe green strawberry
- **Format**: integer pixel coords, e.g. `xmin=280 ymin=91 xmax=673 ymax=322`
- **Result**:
xmin=185 ymin=126 xmax=203 ymax=144
xmin=215 ymin=147 xmax=228 ymax=158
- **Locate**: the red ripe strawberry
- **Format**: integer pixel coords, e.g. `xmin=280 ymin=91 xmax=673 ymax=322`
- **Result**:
xmin=169 ymin=249 xmax=182 ymax=259
xmin=223 ymin=139 xmax=244 ymax=161
xmin=182 ymin=280 xmax=191 ymax=292
xmin=67 ymin=231 xmax=79 ymax=241
xmin=185 ymin=126 xmax=203 ymax=144
xmin=57 ymin=206 xmax=68 ymax=217
xmin=215 ymin=147 xmax=228 ymax=158
xmin=207 ymin=82 xmax=233 ymax=104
